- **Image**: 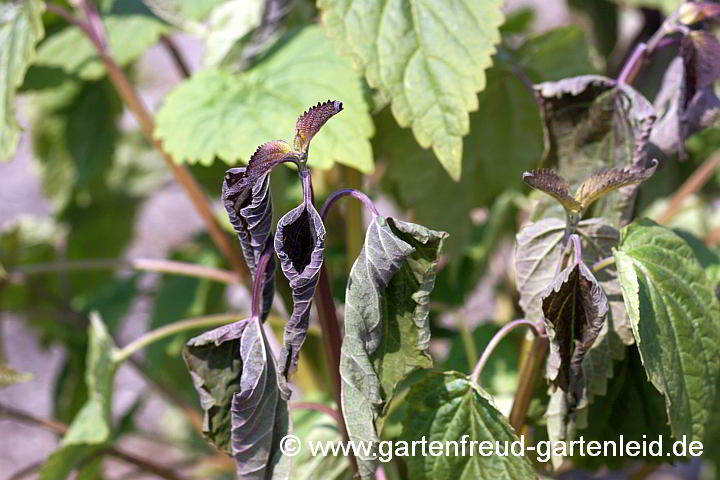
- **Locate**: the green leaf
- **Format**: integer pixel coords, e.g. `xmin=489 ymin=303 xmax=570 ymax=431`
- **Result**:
xmin=535 ymin=76 xmax=656 ymax=226
xmin=380 ymin=65 xmax=544 ymax=257
xmin=0 ymin=363 xmax=32 ymax=388
xmin=614 ymin=218 xmax=720 ymax=442
xmin=290 ymin=407 xmax=351 ymax=480
xmin=319 ymin=0 xmax=504 ymax=180
xmin=400 ymin=371 xmax=535 ymax=479
xmin=41 ymin=313 xmax=117 ymax=480
xmin=184 ymin=318 xmax=291 ymax=479
xmin=155 ymin=26 xmax=374 ymax=172
xmin=32 ymin=14 xmax=168 ymax=83
xmin=609 ymin=0 xmax=681 ymax=14
xmin=0 ymin=0 xmax=44 ymax=161
xmin=202 ymin=0 xmax=264 ymax=67
xmin=516 ymin=26 xmax=598 ymax=82
xmin=340 ymin=216 xmax=446 ymax=479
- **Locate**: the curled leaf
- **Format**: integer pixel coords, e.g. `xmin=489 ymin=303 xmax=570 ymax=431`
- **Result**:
xmin=223 ymin=141 xmax=295 ymax=320
xmin=542 ymin=260 xmax=608 ymax=396
xmin=340 ymin=216 xmax=446 ymax=480
xmin=293 ymin=100 xmax=343 ymax=156
xmin=183 ymin=319 xmax=290 ymax=478
xmin=573 ymin=159 xmax=658 ymax=210
xmin=273 ymin=200 xmax=326 ymax=397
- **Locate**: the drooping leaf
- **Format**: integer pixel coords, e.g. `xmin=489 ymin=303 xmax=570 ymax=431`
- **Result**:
xmin=0 ymin=363 xmax=32 ymax=388
xmin=0 ymin=0 xmax=44 ymax=161
xmin=40 ymin=314 xmax=117 ymax=480
xmin=184 ymin=318 xmax=290 ymax=479
xmin=543 ymin=259 xmax=608 ymax=395
xmin=223 ymin=142 xmax=294 ymax=320
xmin=400 ymin=371 xmax=535 ymax=479
xmin=516 ymin=218 xmax=631 ymax=422
xmin=535 ymin=75 xmax=656 ymax=226
xmin=155 ymin=26 xmax=374 ymax=172
xmin=614 ymin=218 xmax=720 ymax=442
xmin=340 ymin=216 xmax=446 ymax=479
xmin=380 ymin=65 xmax=544 ymax=257
xmin=30 ymin=14 xmax=168 ymax=84
xmin=319 ymin=0 xmax=504 ymax=180
xmin=274 ymin=200 xmax=325 ymax=397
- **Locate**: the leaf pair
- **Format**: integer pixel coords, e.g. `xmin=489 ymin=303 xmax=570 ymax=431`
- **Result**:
xmin=222 ymin=100 xmax=343 ymax=398
xmin=523 ymin=160 xmax=657 ymax=220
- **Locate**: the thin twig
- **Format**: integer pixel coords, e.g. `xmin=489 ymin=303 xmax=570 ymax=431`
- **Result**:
xmin=470 ymin=320 xmax=541 ymax=385
xmin=45 ymin=2 xmax=251 ymax=283
xmin=113 ymin=313 xmax=245 ymax=363
xmin=0 ymin=404 xmax=186 ymax=480
xmin=8 ymin=258 xmax=240 ymax=284
xmin=657 ymin=151 xmax=720 ymax=224
xmin=508 ymin=336 xmax=549 ymax=431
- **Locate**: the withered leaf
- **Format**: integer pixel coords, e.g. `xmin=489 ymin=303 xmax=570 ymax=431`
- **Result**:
xmin=273 ymin=200 xmax=326 ymax=398
xmin=293 ymin=100 xmax=344 ymax=156
xmin=534 ymin=75 xmax=655 ymax=225
xmin=223 ymin=141 xmax=296 ymax=320
xmin=542 ymin=259 xmax=608 ymax=400
xmin=183 ymin=319 xmax=290 ymax=478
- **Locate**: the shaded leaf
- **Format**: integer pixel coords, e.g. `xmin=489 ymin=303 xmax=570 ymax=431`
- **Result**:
xmin=522 ymin=169 xmax=581 ymax=213
xmin=318 ymin=0 xmax=504 ymax=180
xmin=0 ymin=0 xmax=44 ymax=161
xmin=400 ymin=371 xmax=535 ymax=479
xmin=155 ymin=26 xmax=374 ymax=172
xmin=184 ymin=318 xmax=290 ymax=479
xmin=516 ymin=26 xmax=599 ymax=82
xmin=614 ymin=218 xmax=720 ymax=442
xmin=535 ymin=75 xmax=656 ymax=226
xmin=340 ymin=216 xmax=446 ymax=479
xmin=31 ymin=14 xmax=167 ymax=84
xmin=40 ymin=314 xmax=117 ymax=480
xmin=290 ymin=406 xmax=351 ymax=480
xmin=380 ymin=65 xmax=544 ymax=257
xmin=274 ymin=200 xmax=325 ymax=397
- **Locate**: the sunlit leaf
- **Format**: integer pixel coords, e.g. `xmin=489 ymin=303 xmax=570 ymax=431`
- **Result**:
xmin=155 ymin=26 xmax=374 ymax=172
xmin=274 ymin=200 xmax=325 ymax=398
xmin=341 ymin=216 xmax=446 ymax=479
xmin=522 ymin=169 xmax=581 ymax=213
xmin=401 ymin=371 xmax=535 ymax=479
xmin=573 ymin=160 xmax=658 ymax=210
xmin=202 ymin=0 xmax=265 ymax=67
xmin=0 ymin=0 xmax=44 ymax=161
xmin=615 ymin=218 xmax=720 ymax=442
xmin=294 ymin=100 xmax=344 ymax=156
xmin=319 ymin=0 xmax=504 ymax=180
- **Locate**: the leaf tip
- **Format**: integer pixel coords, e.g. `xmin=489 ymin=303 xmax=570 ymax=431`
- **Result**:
xmin=294 ymin=100 xmax=344 ymax=155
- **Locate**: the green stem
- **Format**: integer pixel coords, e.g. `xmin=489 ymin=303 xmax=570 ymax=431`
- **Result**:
xmin=342 ymin=166 xmax=366 ymax=273
xmin=8 ymin=258 xmax=240 ymax=284
xmin=113 ymin=313 xmax=244 ymax=363
xmin=456 ymin=314 xmax=478 ymax=374
xmin=592 ymin=256 xmax=616 ymax=272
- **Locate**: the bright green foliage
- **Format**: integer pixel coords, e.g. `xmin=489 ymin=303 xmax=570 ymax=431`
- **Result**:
xmin=401 ymin=371 xmax=535 ymax=479
xmin=615 ymin=219 xmax=720 ymax=442
xmin=0 ymin=0 xmax=44 ymax=161
xmin=40 ymin=314 xmax=117 ymax=480
xmin=155 ymin=26 xmax=374 ymax=172
xmin=319 ymin=0 xmax=505 ymax=180
xmin=32 ymin=15 xmax=168 ymax=83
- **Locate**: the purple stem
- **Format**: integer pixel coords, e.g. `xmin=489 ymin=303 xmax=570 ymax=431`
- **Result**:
xmin=470 ymin=319 xmax=543 ymax=384
xmin=250 ymin=244 xmax=273 ymax=321
xmin=320 ymin=188 xmax=379 ymax=221
xmin=617 ymin=42 xmax=648 ymax=85
xmin=570 ymin=234 xmax=583 ymax=264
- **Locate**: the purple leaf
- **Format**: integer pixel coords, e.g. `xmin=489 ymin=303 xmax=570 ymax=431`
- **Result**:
xmin=273 ymin=200 xmax=326 ymax=398
xmin=293 ymin=100 xmax=343 ymax=156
